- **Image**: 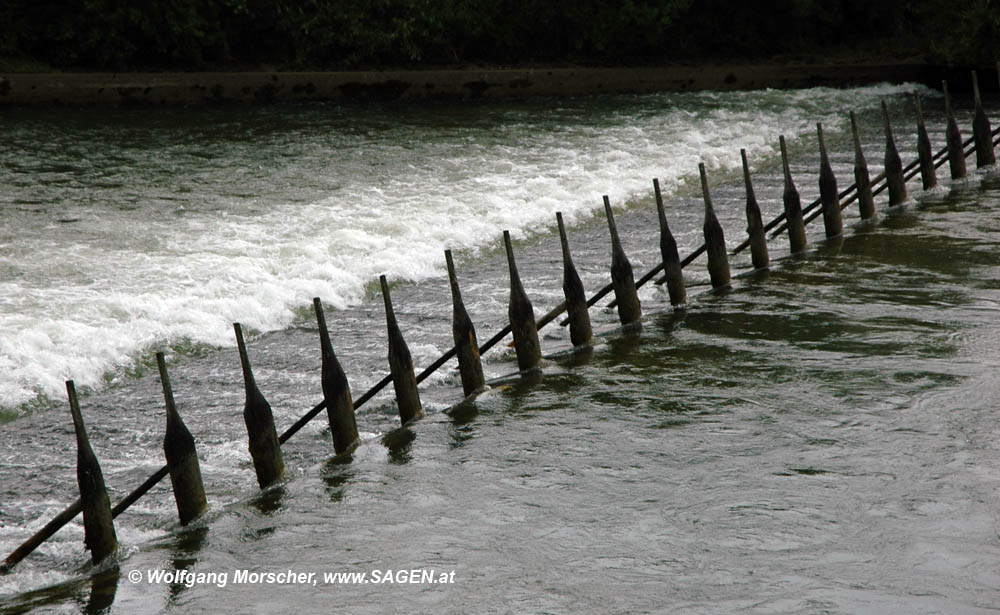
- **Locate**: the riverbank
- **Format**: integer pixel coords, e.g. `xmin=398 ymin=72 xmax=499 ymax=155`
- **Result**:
xmin=0 ymin=62 xmax=987 ymax=106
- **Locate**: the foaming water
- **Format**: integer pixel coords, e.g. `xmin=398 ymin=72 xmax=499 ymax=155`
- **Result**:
xmin=1 ymin=85 xmax=999 ymax=614
xmin=0 ymin=83 xmax=932 ymax=413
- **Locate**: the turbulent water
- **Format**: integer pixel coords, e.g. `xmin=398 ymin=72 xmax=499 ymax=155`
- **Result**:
xmin=1 ymin=83 xmax=999 ymax=614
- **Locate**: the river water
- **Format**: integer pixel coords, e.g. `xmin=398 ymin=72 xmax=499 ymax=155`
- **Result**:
xmin=1 ymin=83 xmax=998 ymax=614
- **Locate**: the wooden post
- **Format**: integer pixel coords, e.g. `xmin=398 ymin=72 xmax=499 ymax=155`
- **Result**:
xmin=850 ymin=111 xmax=876 ymax=220
xmin=816 ymin=123 xmax=843 ymax=237
xmin=234 ymin=323 xmax=284 ymax=488
xmin=914 ymin=92 xmax=938 ymax=190
xmin=972 ymin=70 xmax=996 ymax=168
xmin=699 ymin=163 xmax=730 ymax=288
xmin=556 ymin=212 xmax=593 ymax=347
xmin=779 ymin=135 xmax=808 ymax=253
xmin=445 ymin=250 xmax=486 ymax=396
xmin=313 ymin=298 xmax=361 ymax=454
xmin=503 ymin=230 xmax=542 ymax=371
xmin=66 ymin=381 xmax=117 ymax=565
xmin=379 ymin=276 xmax=424 ymax=424
xmin=603 ymin=196 xmax=642 ymax=326
xmin=653 ymin=178 xmax=687 ymax=305
xmin=882 ymin=100 xmax=907 ymax=206
xmin=944 ymin=80 xmax=967 ymax=180
xmin=156 ymin=353 xmax=206 ymax=526
xmin=740 ymin=150 xmax=769 ymax=269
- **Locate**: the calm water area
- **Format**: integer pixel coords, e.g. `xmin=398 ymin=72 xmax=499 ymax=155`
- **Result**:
xmin=1 ymin=83 xmax=998 ymax=614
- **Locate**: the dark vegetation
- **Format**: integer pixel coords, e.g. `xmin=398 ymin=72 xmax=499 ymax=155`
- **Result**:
xmin=1 ymin=0 xmax=996 ymax=72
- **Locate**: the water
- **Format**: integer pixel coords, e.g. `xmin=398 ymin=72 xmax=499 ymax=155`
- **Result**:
xmin=2 ymin=84 xmax=999 ymax=614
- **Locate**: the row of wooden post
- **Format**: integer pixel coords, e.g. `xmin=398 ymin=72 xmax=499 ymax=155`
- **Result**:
xmin=4 ymin=69 xmax=999 ymax=574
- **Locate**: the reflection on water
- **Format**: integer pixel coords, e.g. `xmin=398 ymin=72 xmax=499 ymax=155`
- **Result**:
xmin=167 ymin=527 xmax=207 ymax=605
xmin=84 ymin=566 xmax=119 ymax=615
xmin=382 ymin=427 xmax=417 ymax=465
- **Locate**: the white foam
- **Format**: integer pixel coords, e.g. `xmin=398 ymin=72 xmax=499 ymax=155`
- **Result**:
xmin=0 ymin=83 xmax=927 ymax=412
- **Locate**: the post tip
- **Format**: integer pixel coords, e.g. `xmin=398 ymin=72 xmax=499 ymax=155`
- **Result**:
xmin=65 ymin=380 xmax=80 ymax=415
xmin=379 ymin=276 xmax=393 ymax=313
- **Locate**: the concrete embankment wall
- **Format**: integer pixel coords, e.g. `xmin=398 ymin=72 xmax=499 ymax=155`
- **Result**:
xmin=0 ymin=64 xmax=985 ymax=106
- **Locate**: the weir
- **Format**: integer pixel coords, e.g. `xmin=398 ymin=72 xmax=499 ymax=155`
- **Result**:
xmin=4 ymin=72 xmax=999 ymax=575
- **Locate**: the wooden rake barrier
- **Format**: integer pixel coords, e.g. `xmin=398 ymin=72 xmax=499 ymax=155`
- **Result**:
xmin=4 ymin=70 xmax=1000 ymax=574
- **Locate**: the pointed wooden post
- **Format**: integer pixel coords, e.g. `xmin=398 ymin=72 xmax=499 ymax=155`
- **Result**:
xmin=972 ymin=70 xmax=996 ymax=168
xmin=740 ymin=150 xmax=769 ymax=269
xmin=503 ymin=230 xmax=542 ymax=371
xmin=816 ymin=123 xmax=843 ymax=237
xmin=850 ymin=111 xmax=876 ymax=220
xmin=603 ymin=196 xmax=641 ymax=326
xmin=882 ymin=100 xmax=906 ymax=206
xmin=379 ymin=276 xmax=424 ymax=424
xmin=699 ymin=163 xmax=730 ymax=288
xmin=944 ymin=80 xmax=967 ymax=180
xmin=653 ymin=178 xmax=687 ymax=305
xmin=445 ymin=250 xmax=486 ymax=396
xmin=556 ymin=212 xmax=593 ymax=347
xmin=234 ymin=323 xmax=284 ymax=488
xmin=313 ymin=298 xmax=361 ymax=454
xmin=779 ymin=136 xmax=808 ymax=253
xmin=914 ymin=92 xmax=938 ymax=190
xmin=66 ymin=381 xmax=117 ymax=565
xmin=156 ymin=353 xmax=206 ymax=526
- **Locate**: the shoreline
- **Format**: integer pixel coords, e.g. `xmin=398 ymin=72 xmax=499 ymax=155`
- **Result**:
xmin=0 ymin=63 xmax=986 ymax=106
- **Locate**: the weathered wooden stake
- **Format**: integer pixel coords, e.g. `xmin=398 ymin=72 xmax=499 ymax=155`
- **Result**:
xmin=503 ymin=230 xmax=542 ymax=371
xmin=944 ymin=80 xmax=968 ymax=180
xmin=653 ymin=178 xmax=687 ymax=305
xmin=972 ymin=70 xmax=996 ymax=168
xmin=556 ymin=212 xmax=593 ymax=347
xmin=914 ymin=92 xmax=938 ymax=190
xmin=379 ymin=276 xmax=424 ymax=424
xmin=603 ymin=196 xmax=642 ymax=326
xmin=881 ymin=100 xmax=907 ymax=205
xmin=779 ymin=135 xmax=808 ymax=253
xmin=699 ymin=163 xmax=730 ymax=288
xmin=850 ymin=111 xmax=877 ymax=220
xmin=816 ymin=123 xmax=844 ymax=237
xmin=740 ymin=150 xmax=769 ymax=269
xmin=66 ymin=381 xmax=117 ymax=565
xmin=313 ymin=298 xmax=362 ymax=454
xmin=156 ymin=352 xmax=206 ymax=526
xmin=234 ymin=323 xmax=284 ymax=488
xmin=445 ymin=250 xmax=487 ymax=396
